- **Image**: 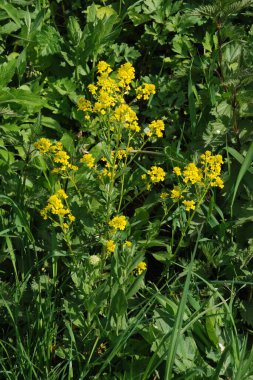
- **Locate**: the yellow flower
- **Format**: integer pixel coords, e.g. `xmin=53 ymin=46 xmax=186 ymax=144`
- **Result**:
xmin=49 ymin=141 xmax=63 ymax=153
xmin=54 ymin=150 xmax=70 ymax=165
xmin=170 ymin=186 xmax=183 ymax=201
xmin=116 ymin=149 xmax=127 ymax=160
xmin=147 ymin=166 xmax=166 ymax=183
xmin=68 ymin=214 xmax=76 ymax=222
xmin=77 ymin=97 xmax=92 ymax=112
xmin=117 ymin=62 xmax=135 ymax=89
xmin=160 ymin=192 xmax=169 ymax=199
xmin=183 ymin=163 xmax=202 ymax=184
xmin=173 ymin=167 xmax=181 ymax=176
xmin=109 ymin=215 xmax=127 ymax=230
xmin=146 ymin=120 xmax=165 ymax=138
xmin=211 ymin=177 xmax=224 ymax=189
xmin=124 ymin=240 xmax=132 ymax=248
xmin=88 ymin=84 xmax=98 ymax=95
xmin=136 ymin=261 xmax=147 ymax=275
xmin=106 ymin=240 xmax=116 ymax=253
xmin=80 ymin=153 xmax=95 ymax=168
xmin=40 ymin=189 xmax=75 ymax=224
xmin=200 ymin=151 xmax=224 ymax=188
xmin=183 ymin=200 xmax=195 ymax=211
xmin=113 ymin=104 xmax=140 ymax=132
xmin=97 ymin=61 xmax=112 ymax=75
xmin=136 ymin=83 xmax=156 ymax=100
xmin=34 ymin=138 xmax=52 ymax=154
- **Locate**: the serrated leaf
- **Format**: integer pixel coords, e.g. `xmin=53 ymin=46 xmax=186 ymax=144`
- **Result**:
xmin=0 ymin=59 xmax=16 ymax=88
xmin=36 ymin=26 xmax=61 ymax=56
xmin=67 ymin=16 xmax=82 ymax=45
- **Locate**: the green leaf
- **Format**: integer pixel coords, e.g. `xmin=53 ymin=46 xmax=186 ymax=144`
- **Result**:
xmin=0 ymin=2 xmax=21 ymax=27
xmin=0 ymin=59 xmax=16 ymax=88
xmin=36 ymin=26 xmax=62 ymax=56
xmin=231 ymin=141 xmax=253 ymax=213
xmin=61 ymin=133 xmax=75 ymax=155
xmin=67 ymin=16 xmax=82 ymax=45
xmin=0 ymin=88 xmax=45 ymax=110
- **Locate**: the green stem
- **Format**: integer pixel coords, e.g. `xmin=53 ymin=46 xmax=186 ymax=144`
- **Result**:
xmin=172 ymin=188 xmax=209 ymax=258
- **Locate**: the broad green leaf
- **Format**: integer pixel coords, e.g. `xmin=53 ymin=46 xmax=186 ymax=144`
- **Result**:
xmin=0 ymin=2 xmax=21 ymax=27
xmin=36 ymin=26 xmax=62 ymax=56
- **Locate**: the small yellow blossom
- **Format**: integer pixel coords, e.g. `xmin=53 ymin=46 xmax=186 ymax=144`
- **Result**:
xmin=77 ymin=97 xmax=92 ymax=112
xmin=109 ymin=215 xmax=127 ymax=230
xmin=34 ymin=138 xmax=52 ymax=154
xmin=183 ymin=163 xmax=202 ymax=184
xmin=200 ymin=151 xmax=224 ymax=188
xmin=49 ymin=141 xmax=63 ymax=153
xmin=116 ymin=149 xmax=127 ymax=160
xmin=147 ymin=166 xmax=166 ymax=183
xmin=106 ymin=240 xmax=116 ymax=253
xmin=117 ymin=62 xmax=135 ymax=89
xmin=183 ymin=200 xmax=196 ymax=211
xmin=211 ymin=177 xmax=224 ymax=189
xmin=136 ymin=83 xmax=156 ymax=100
xmin=160 ymin=192 xmax=169 ymax=199
xmin=136 ymin=262 xmax=147 ymax=275
xmin=113 ymin=104 xmax=140 ymax=132
xmin=88 ymin=84 xmax=98 ymax=95
xmin=97 ymin=61 xmax=112 ymax=75
xmin=80 ymin=153 xmax=95 ymax=168
xmin=40 ymin=189 xmax=75 ymax=226
xmin=170 ymin=186 xmax=183 ymax=201
xmin=146 ymin=120 xmax=165 ymax=138
xmin=173 ymin=167 xmax=181 ymax=176
xmin=124 ymin=240 xmax=132 ymax=248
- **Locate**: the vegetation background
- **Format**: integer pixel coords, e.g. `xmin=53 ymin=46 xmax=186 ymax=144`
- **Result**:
xmin=1 ymin=0 xmax=253 ymax=379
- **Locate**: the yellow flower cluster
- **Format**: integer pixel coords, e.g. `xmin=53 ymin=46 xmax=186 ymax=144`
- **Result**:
xmin=145 ymin=119 xmax=165 ymax=138
xmin=34 ymin=138 xmax=78 ymax=173
xmin=173 ymin=167 xmax=181 ymax=176
xmin=136 ymin=83 xmax=156 ymax=100
xmin=160 ymin=192 xmax=169 ymax=199
xmin=34 ymin=137 xmax=52 ymax=154
xmin=136 ymin=261 xmax=147 ymax=275
xmin=183 ymin=163 xmax=203 ymax=185
xmin=105 ymin=239 xmax=116 ymax=253
xmin=113 ymin=104 xmax=140 ymax=132
xmin=109 ymin=215 xmax=127 ymax=230
xmin=80 ymin=153 xmax=95 ymax=168
xmin=167 ymin=151 xmax=224 ymax=212
xmin=77 ymin=61 xmax=159 ymax=138
xmin=116 ymin=62 xmax=135 ymax=89
xmin=173 ymin=152 xmax=224 ymax=189
xmin=147 ymin=166 xmax=166 ymax=183
xmin=170 ymin=186 xmax=183 ymax=201
xmin=77 ymin=98 xmax=92 ymax=112
xmin=97 ymin=61 xmax=112 ymax=75
xmin=200 ymin=150 xmax=224 ymax=188
xmin=182 ymin=200 xmax=195 ymax=211
xmin=40 ymin=189 xmax=75 ymax=228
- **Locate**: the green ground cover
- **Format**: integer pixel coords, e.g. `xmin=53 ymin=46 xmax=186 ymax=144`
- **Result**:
xmin=1 ymin=0 xmax=253 ymax=379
